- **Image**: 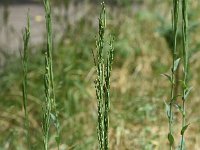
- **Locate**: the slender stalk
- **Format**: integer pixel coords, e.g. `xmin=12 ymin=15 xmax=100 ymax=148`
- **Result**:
xmin=104 ymin=37 xmax=114 ymax=150
xmin=21 ymin=12 xmax=31 ymax=150
xmin=43 ymin=0 xmax=60 ymax=149
xmin=180 ymin=0 xmax=189 ymax=149
xmin=43 ymin=53 xmax=51 ymax=150
xmin=93 ymin=2 xmax=114 ymax=150
xmin=168 ymin=0 xmax=180 ymax=149
xmin=95 ymin=3 xmax=106 ymax=149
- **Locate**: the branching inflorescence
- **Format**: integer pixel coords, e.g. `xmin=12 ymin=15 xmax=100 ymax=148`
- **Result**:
xmin=21 ymin=12 xmax=31 ymax=150
xmin=43 ymin=0 xmax=60 ymax=149
xmin=93 ymin=2 xmax=114 ymax=150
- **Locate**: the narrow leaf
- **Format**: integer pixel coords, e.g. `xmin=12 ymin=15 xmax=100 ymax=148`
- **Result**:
xmin=181 ymin=124 xmax=190 ymax=135
xmin=173 ymin=58 xmax=181 ymax=72
xmin=168 ymin=133 xmax=174 ymax=145
xmin=172 ymin=94 xmax=181 ymax=101
xmin=55 ymin=136 xmax=60 ymax=145
xmin=161 ymin=73 xmax=173 ymax=83
xmin=174 ymin=104 xmax=183 ymax=114
xmin=50 ymin=113 xmax=56 ymax=123
xmin=183 ymin=87 xmax=193 ymax=100
xmin=179 ymin=80 xmax=187 ymax=89
xmin=164 ymin=101 xmax=170 ymax=119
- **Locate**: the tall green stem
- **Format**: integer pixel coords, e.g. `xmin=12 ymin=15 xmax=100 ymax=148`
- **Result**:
xmin=180 ymin=0 xmax=189 ymax=149
xmin=43 ymin=0 xmax=60 ymax=149
xmin=168 ymin=0 xmax=180 ymax=149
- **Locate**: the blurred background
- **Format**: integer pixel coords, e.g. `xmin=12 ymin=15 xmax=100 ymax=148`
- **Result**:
xmin=0 ymin=0 xmax=200 ymax=149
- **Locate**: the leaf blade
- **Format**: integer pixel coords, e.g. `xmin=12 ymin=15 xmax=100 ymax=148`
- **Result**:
xmin=173 ymin=58 xmax=181 ymax=72
xmin=181 ymin=124 xmax=190 ymax=135
xmin=168 ymin=133 xmax=175 ymax=146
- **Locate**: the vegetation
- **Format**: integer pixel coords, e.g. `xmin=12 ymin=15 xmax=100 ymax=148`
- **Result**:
xmin=93 ymin=2 xmax=114 ymax=150
xmin=180 ymin=0 xmax=191 ymax=149
xmin=21 ymin=12 xmax=31 ymax=150
xmin=0 ymin=0 xmax=200 ymax=149
xmin=165 ymin=0 xmax=180 ymax=149
xmin=43 ymin=0 xmax=60 ymax=149
xmin=164 ymin=0 xmax=192 ymax=149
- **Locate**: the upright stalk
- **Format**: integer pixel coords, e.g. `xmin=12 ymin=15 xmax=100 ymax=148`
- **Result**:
xmin=180 ymin=0 xmax=189 ymax=149
xmin=95 ymin=3 xmax=106 ymax=149
xmin=43 ymin=0 xmax=60 ymax=149
xmin=104 ymin=37 xmax=114 ymax=150
xmin=93 ymin=2 xmax=114 ymax=150
xmin=168 ymin=0 xmax=180 ymax=149
xmin=21 ymin=12 xmax=31 ymax=150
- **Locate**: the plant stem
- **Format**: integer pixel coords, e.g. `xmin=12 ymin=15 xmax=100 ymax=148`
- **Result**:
xmin=93 ymin=2 xmax=114 ymax=150
xmin=104 ymin=37 xmax=114 ymax=150
xmin=168 ymin=0 xmax=180 ymax=149
xmin=22 ymin=12 xmax=31 ymax=150
xmin=43 ymin=0 xmax=60 ymax=149
xmin=180 ymin=0 xmax=188 ymax=149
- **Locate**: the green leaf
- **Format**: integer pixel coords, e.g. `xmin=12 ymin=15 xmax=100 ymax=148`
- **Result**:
xmin=183 ymin=87 xmax=193 ymax=100
xmin=164 ymin=101 xmax=170 ymax=119
xmin=50 ymin=113 xmax=56 ymax=123
xmin=55 ymin=136 xmax=60 ymax=145
xmin=174 ymin=104 xmax=183 ymax=114
xmin=168 ymin=133 xmax=174 ymax=145
xmin=161 ymin=73 xmax=173 ymax=83
xmin=179 ymin=80 xmax=187 ymax=89
xmin=172 ymin=94 xmax=181 ymax=101
xmin=181 ymin=124 xmax=190 ymax=135
xmin=173 ymin=58 xmax=181 ymax=72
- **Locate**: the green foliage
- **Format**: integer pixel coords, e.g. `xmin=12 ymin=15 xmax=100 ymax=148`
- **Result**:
xmin=0 ymin=1 xmax=199 ymax=149
xmin=168 ymin=133 xmax=174 ymax=146
xmin=166 ymin=0 xmax=180 ymax=149
xmin=181 ymin=124 xmax=190 ymax=135
xmin=163 ymin=0 xmax=191 ymax=149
